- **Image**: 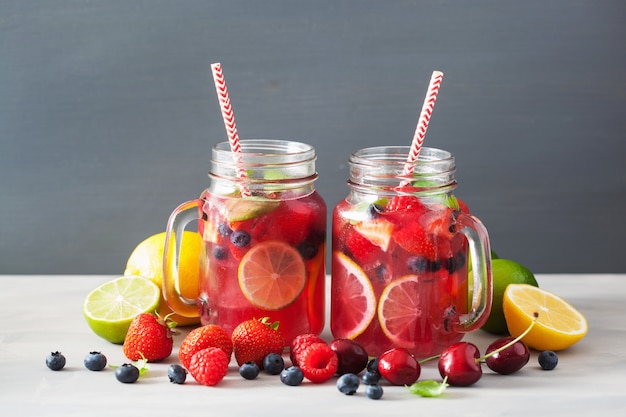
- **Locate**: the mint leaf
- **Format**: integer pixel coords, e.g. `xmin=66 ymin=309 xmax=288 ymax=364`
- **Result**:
xmin=446 ymin=195 xmax=460 ymax=211
xmin=407 ymin=377 xmax=449 ymax=397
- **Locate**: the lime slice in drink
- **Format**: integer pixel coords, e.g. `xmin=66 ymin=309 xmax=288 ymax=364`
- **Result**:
xmin=83 ymin=276 xmax=160 ymax=344
xmin=225 ymin=198 xmax=280 ymax=222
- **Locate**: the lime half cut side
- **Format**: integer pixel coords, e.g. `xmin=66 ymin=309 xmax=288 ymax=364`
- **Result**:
xmin=83 ymin=275 xmax=160 ymax=344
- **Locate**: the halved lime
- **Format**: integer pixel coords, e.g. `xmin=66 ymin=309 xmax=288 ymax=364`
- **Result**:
xmin=83 ymin=276 xmax=160 ymax=344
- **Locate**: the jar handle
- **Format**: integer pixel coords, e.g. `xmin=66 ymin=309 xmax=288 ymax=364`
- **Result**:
xmin=162 ymin=199 xmax=203 ymax=318
xmin=455 ymin=213 xmax=493 ymax=332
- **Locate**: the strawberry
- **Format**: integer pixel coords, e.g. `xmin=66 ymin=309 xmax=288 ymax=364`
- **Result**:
xmin=354 ymin=218 xmax=394 ymax=251
xmin=344 ymin=227 xmax=381 ymax=265
xmin=122 ymin=313 xmax=174 ymax=362
xmin=231 ymin=317 xmax=285 ymax=367
xmin=187 ymin=347 xmax=229 ymax=386
xmin=299 ymin=342 xmax=338 ymax=383
xmin=179 ymin=324 xmax=233 ymax=369
xmin=290 ymin=333 xmax=326 ymax=367
xmin=386 ymin=195 xmax=426 ymax=214
xmin=261 ymin=200 xmax=316 ymax=246
xmin=393 ymin=222 xmax=437 ymax=260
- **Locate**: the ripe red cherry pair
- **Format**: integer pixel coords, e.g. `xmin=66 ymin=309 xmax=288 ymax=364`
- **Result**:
xmin=378 ymin=313 xmax=538 ymax=387
xmin=438 ymin=312 xmax=538 ymax=386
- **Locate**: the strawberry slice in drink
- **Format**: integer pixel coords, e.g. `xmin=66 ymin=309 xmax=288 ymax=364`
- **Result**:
xmin=393 ymin=221 xmax=437 ymax=260
xmin=354 ymin=218 xmax=394 ymax=251
xmin=385 ymin=195 xmax=427 ymax=214
xmin=262 ymin=200 xmax=316 ymax=246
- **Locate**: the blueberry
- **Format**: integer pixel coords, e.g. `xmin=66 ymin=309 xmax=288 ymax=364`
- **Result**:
xmin=366 ymin=357 xmax=379 ymax=373
xmin=407 ymin=256 xmax=441 ymax=273
xmin=373 ymin=264 xmax=390 ymax=284
xmin=336 ymin=373 xmax=360 ymax=395
xmin=213 ymin=245 xmax=228 ymax=260
xmin=218 ymin=223 xmax=233 ymax=237
xmin=361 ymin=371 xmax=381 ymax=385
xmin=365 ymin=384 xmax=384 ymax=400
xmin=230 ymin=230 xmax=251 ymax=247
xmin=444 ymin=251 xmax=467 ymax=273
xmin=297 ymin=241 xmax=319 ymax=260
xmin=538 ymin=350 xmax=558 ymax=370
xmin=367 ymin=203 xmax=384 ymax=218
xmin=239 ymin=362 xmax=260 ymax=380
xmin=168 ymin=364 xmax=187 ymax=384
xmin=84 ymin=351 xmax=107 ymax=371
xmin=280 ymin=366 xmax=304 ymax=386
xmin=45 ymin=351 xmax=66 ymax=371
xmin=115 ymin=363 xmax=140 ymax=383
xmin=263 ymin=353 xmax=285 ymax=375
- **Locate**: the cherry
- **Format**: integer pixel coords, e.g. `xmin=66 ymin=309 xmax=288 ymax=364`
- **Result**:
xmin=439 ymin=312 xmax=539 ymax=386
xmin=377 ymin=347 xmax=421 ymax=386
xmin=484 ymin=337 xmax=530 ymax=375
xmin=329 ymin=338 xmax=369 ymax=375
xmin=438 ymin=342 xmax=482 ymax=386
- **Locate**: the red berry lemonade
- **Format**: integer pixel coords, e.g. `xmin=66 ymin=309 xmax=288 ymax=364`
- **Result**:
xmin=198 ymin=190 xmax=326 ymax=345
xmin=330 ymin=146 xmax=492 ymax=358
xmin=163 ymin=140 xmax=327 ymax=347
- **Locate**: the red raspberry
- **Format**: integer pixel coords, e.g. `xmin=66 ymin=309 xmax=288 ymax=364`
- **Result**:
xmin=187 ymin=347 xmax=229 ymax=386
xmin=179 ymin=324 xmax=233 ymax=369
xmin=299 ymin=342 xmax=338 ymax=384
xmin=290 ymin=333 xmax=326 ymax=367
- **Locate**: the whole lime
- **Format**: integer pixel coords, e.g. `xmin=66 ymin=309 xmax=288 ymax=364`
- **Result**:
xmin=467 ymin=249 xmax=499 ymax=271
xmin=481 ymin=258 xmax=538 ymax=334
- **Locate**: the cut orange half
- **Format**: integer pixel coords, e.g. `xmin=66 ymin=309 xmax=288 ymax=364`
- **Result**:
xmin=331 ymin=251 xmax=377 ymax=339
xmin=503 ymin=284 xmax=588 ymax=351
xmin=377 ymin=275 xmax=423 ymax=349
xmin=238 ymin=240 xmax=306 ymax=311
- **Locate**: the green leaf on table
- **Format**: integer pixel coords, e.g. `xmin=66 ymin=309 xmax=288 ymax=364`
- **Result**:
xmin=406 ymin=376 xmax=449 ymax=397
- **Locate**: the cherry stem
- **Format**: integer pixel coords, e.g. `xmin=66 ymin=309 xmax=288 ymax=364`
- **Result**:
xmin=476 ymin=312 xmax=539 ymax=363
xmin=417 ymin=354 xmax=441 ymax=364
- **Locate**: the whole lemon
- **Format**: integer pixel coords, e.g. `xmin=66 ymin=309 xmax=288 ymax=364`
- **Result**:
xmin=124 ymin=231 xmax=202 ymax=326
xmin=480 ymin=258 xmax=538 ymax=334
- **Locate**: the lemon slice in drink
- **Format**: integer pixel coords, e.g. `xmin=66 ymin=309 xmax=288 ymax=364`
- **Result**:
xmin=377 ymin=275 xmax=423 ymax=349
xmin=83 ymin=276 xmax=161 ymax=344
xmin=330 ymin=252 xmax=377 ymax=339
xmin=503 ymin=284 xmax=588 ymax=351
xmin=238 ymin=241 xmax=307 ymax=311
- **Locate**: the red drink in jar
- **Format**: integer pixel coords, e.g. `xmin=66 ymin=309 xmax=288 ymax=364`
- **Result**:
xmin=164 ymin=140 xmax=326 ymax=346
xmin=331 ymin=146 xmax=492 ymax=358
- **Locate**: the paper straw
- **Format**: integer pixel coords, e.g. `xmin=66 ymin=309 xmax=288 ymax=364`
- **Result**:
xmin=210 ymin=63 xmax=251 ymax=197
xmin=402 ymin=71 xmax=444 ymax=179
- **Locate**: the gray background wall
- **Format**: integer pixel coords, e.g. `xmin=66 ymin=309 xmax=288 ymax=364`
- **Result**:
xmin=1 ymin=0 xmax=625 ymax=275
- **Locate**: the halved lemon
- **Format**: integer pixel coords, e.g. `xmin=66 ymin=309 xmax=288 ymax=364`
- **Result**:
xmin=503 ymin=284 xmax=588 ymax=351
xmin=377 ymin=275 xmax=424 ymax=349
xmin=83 ymin=276 xmax=161 ymax=344
xmin=238 ymin=240 xmax=307 ymax=311
xmin=330 ymin=252 xmax=377 ymax=339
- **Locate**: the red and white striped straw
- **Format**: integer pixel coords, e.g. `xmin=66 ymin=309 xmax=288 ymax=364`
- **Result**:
xmin=210 ymin=62 xmax=251 ymax=197
xmin=402 ymin=70 xmax=444 ymax=179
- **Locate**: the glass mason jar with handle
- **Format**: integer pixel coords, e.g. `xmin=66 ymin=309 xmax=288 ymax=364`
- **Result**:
xmin=331 ymin=146 xmax=492 ymax=358
xmin=163 ymin=139 xmax=326 ymax=346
